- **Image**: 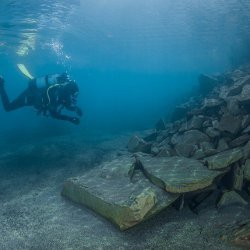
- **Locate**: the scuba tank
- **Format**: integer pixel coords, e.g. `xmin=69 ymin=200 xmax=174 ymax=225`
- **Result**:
xmin=34 ymin=73 xmax=69 ymax=89
xmin=17 ymin=64 xmax=70 ymax=89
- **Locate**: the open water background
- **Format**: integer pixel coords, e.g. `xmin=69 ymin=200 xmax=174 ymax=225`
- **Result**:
xmin=0 ymin=0 xmax=250 ymax=133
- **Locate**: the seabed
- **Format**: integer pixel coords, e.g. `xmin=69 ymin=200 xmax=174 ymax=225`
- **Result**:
xmin=0 ymin=130 xmax=249 ymax=250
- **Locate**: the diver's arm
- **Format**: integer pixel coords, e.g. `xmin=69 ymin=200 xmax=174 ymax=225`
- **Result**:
xmin=49 ymin=109 xmax=80 ymax=125
xmin=46 ymin=88 xmax=79 ymax=124
xmin=64 ymin=104 xmax=83 ymax=116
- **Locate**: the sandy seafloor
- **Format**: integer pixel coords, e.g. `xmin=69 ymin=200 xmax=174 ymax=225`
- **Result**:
xmin=0 ymin=129 xmax=249 ymax=250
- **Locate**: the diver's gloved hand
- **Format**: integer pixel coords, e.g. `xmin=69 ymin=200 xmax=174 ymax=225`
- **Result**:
xmin=69 ymin=117 xmax=80 ymax=125
xmin=0 ymin=76 xmax=5 ymax=87
xmin=76 ymin=107 xmax=83 ymax=117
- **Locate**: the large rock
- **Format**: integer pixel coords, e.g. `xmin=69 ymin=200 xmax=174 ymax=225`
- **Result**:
xmin=201 ymin=98 xmax=224 ymax=110
xmin=150 ymin=145 xmax=160 ymax=155
xmin=227 ymin=85 xmax=243 ymax=97
xmin=238 ymin=84 xmax=250 ymax=105
xmin=157 ymin=136 xmax=170 ymax=147
xmin=171 ymin=130 xmax=210 ymax=157
xmin=235 ymin=74 xmax=250 ymax=87
xmin=218 ymin=113 xmax=242 ymax=135
xmin=226 ymin=75 xmax=250 ymax=97
xmin=205 ymin=127 xmax=220 ymax=138
xmin=175 ymin=143 xmax=196 ymax=158
xmin=231 ymin=69 xmax=246 ymax=80
xmin=232 ymin=165 xmax=244 ymax=191
xmin=171 ymin=130 xmax=210 ymax=145
xmin=137 ymin=156 xmax=223 ymax=193
xmin=243 ymin=125 xmax=250 ymax=134
xmin=216 ymin=138 xmax=229 ymax=152
xmin=202 ymin=119 xmax=212 ymax=128
xmin=241 ymin=114 xmax=250 ymax=129
xmin=229 ymin=134 xmax=250 ymax=148
xmin=219 ymin=85 xmax=231 ymax=99
xmin=226 ymin=98 xmax=241 ymax=116
xmin=217 ymin=190 xmax=248 ymax=209
xmin=200 ymin=98 xmax=224 ymax=116
xmin=62 ymin=156 xmax=178 ymax=230
xmin=127 ymin=135 xmax=151 ymax=153
xmin=199 ymin=141 xmax=217 ymax=156
xmin=212 ymin=119 xmax=220 ymax=129
xmin=156 ymin=146 xmax=173 ymax=157
xmin=192 ymin=149 xmax=206 ymax=159
xmin=179 ymin=116 xmax=204 ymax=132
xmin=204 ymin=148 xmax=244 ymax=170
xmin=226 ymin=75 xmax=250 ymax=95
xmin=143 ymin=131 xmax=158 ymax=142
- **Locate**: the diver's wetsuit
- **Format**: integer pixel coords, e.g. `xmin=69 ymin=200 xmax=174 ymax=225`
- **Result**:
xmin=0 ymin=77 xmax=82 ymax=124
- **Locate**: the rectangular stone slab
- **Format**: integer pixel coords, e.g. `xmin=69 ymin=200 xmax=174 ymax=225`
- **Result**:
xmin=138 ymin=156 xmax=224 ymax=193
xmin=204 ymin=147 xmax=243 ymax=170
xmin=62 ymin=156 xmax=179 ymax=230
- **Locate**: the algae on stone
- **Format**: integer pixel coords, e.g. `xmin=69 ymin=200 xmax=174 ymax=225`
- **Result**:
xmin=204 ymin=148 xmax=243 ymax=170
xmin=137 ymin=156 xmax=223 ymax=193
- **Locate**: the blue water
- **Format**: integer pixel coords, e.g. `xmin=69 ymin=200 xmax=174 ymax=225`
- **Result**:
xmin=0 ymin=0 xmax=250 ymax=132
xmin=1 ymin=1 xmax=250 ymax=248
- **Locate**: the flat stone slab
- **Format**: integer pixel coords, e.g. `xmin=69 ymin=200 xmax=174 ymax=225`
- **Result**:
xmin=62 ymin=156 xmax=178 ymax=230
xmin=243 ymin=159 xmax=250 ymax=181
xmin=137 ymin=156 xmax=223 ymax=193
xmin=204 ymin=148 xmax=243 ymax=170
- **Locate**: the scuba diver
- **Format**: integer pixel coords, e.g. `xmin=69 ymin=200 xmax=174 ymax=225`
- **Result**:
xmin=0 ymin=69 xmax=82 ymax=125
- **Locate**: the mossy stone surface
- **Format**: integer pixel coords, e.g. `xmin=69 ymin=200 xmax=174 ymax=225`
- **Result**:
xmin=204 ymin=148 xmax=243 ymax=170
xmin=138 ymin=156 xmax=223 ymax=193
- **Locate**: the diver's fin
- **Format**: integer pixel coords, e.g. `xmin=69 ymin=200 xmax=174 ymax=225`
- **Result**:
xmin=17 ymin=64 xmax=34 ymax=79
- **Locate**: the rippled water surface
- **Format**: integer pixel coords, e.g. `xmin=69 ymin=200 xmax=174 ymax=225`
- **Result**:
xmin=1 ymin=0 xmax=250 ymax=71
xmin=1 ymin=0 xmax=250 ymax=131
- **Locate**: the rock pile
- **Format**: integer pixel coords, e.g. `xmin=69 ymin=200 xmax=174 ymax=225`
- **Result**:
xmin=127 ymin=65 xmax=250 ymax=198
xmin=62 ymin=65 xmax=250 ymax=236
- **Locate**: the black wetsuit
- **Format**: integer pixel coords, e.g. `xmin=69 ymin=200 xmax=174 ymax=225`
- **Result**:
xmin=0 ymin=78 xmax=82 ymax=124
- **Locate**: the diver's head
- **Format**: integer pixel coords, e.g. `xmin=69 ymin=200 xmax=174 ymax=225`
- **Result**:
xmin=65 ymin=79 xmax=79 ymax=93
xmin=57 ymin=73 xmax=70 ymax=84
xmin=61 ymin=79 xmax=79 ymax=105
